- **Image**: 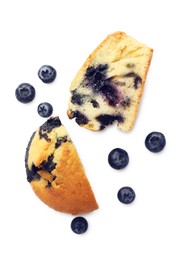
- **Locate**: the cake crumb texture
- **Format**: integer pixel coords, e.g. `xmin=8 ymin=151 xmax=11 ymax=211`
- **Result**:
xmin=67 ymin=31 xmax=153 ymax=131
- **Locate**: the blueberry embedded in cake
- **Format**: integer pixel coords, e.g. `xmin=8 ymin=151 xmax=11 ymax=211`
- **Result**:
xmin=67 ymin=31 xmax=153 ymax=131
xmin=25 ymin=116 xmax=98 ymax=215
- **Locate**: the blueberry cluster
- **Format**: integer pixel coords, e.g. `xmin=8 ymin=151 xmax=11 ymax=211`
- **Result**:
xmin=38 ymin=102 xmax=53 ymax=118
xmin=108 ymin=148 xmax=129 ymax=170
xmin=15 ymin=83 xmax=36 ymax=103
xmin=107 ymin=132 xmax=166 ymax=205
xmin=15 ymin=65 xmax=56 ymax=118
xmin=72 ymin=133 xmax=166 ymax=235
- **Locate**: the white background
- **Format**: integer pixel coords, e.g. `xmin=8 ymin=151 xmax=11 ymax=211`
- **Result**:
xmin=1 ymin=0 xmax=188 ymax=259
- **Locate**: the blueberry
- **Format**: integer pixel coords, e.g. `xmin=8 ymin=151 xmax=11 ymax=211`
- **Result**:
xmin=108 ymin=148 xmax=129 ymax=170
xmin=145 ymin=131 xmax=166 ymax=153
xmin=96 ymin=114 xmax=124 ymax=130
xmin=38 ymin=65 xmax=56 ymax=83
xmin=71 ymin=110 xmax=89 ymax=125
xmin=15 ymin=83 xmax=36 ymax=103
xmin=117 ymin=187 xmax=136 ymax=204
xmin=71 ymin=217 xmax=88 ymax=234
xmin=85 ymin=64 xmax=108 ymax=92
xmin=99 ymin=82 xmax=119 ymax=106
xmin=26 ymin=163 xmax=41 ymax=183
xmin=71 ymin=92 xmax=86 ymax=105
xmin=90 ymin=99 xmax=99 ymax=108
xmin=37 ymin=102 xmax=53 ymax=118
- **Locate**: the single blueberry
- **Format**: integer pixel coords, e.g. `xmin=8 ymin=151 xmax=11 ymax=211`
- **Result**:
xmin=100 ymin=83 xmax=119 ymax=106
xmin=37 ymin=102 xmax=53 ymax=118
xmin=94 ymin=71 xmax=103 ymax=81
xmin=117 ymin=187 xmax=136 ymax=204
xmin=71 ymin=93 xmax=85 ymax=105
xmin=108 ymin=148 xmax=129 ymax=170
xmin=90 ymin=99 xmax=99 ymax=108
xmin=85 ymin=66 xmax=96 ymax=78
xmin=72 ymin=110 xmax=89 ymax=125
xmin=38 ymin=65 xmax=56 ymax=83
xmin=145 ymin=131 xmax=166 ymax=153
xmin=15 ymin=83 xmax=36 ymax=103
xmin=85 ymin=64 xmax=108 ymax=92
xmin=71 ymin=216 xmax=88 ymax=234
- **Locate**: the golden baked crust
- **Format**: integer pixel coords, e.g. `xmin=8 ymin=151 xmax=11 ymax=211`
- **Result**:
xmin=67 ymin=31 xmax=153 ymax=131
xmin=25 ymin=117 xmax=98 ymax=215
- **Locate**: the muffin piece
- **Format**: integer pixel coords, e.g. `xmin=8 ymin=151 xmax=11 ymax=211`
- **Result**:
xmin=67 ymin=31 xmax=153 ymax=131
xmin=25 ymin=116 xmax=98 ymax=215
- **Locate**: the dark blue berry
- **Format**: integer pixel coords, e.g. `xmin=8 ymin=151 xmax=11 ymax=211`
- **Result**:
xmin=85 ymin=64 xmax=108 ymax=92
xmin=117 ymin=187 xmax=136 ymax=204
xmin=145 ymin=131 xmax=166 ymax=153
xmin=71 ymin=92 xmax=86 ymax=105
xmin=108 ymin=148 xmax=129 ymax=170
xmin=90 ymin=99 xmax=99 ymax=108
xmin=37 ymin=102 xmax=53 ymax=118
xmin=38 ymin=65 xmax=56 ymax=83
xmin=71 ymin=110 xmax=89 ymax=125
xmin=71 ymin=217 xmax=88 ymax=234
xmin=15 ymin=83 xmax=36 ymax=103
xmin=100 ymin=82 xmax=120 ymax=106
xmin=96 ymin=114 xmax=124 ymax=130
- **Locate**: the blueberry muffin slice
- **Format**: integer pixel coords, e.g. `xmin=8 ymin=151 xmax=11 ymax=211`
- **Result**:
xmin=25 ymin=116 xmax=98 ymax=215
xmin=67 ymin=31 xmax=153 ymax=131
